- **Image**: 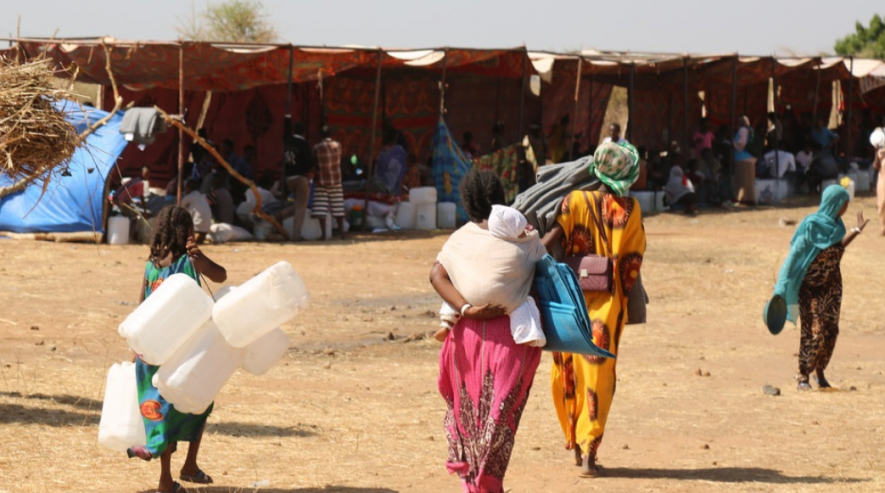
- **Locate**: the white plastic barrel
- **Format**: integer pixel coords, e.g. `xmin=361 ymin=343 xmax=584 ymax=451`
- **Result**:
xmin=153 ymin=320 xmax=243 ymax=415
xmin=395 ymin=202 xmax=416 ymax=229
xmin=409 ymin=187 xmax=437 ymax=204
xmin=437 ymin=202 xmax=457 ymax=229
xmin=852 ymin=170 xmax=871 ymax=192
xmin=119 ymin=273 xmax=213 ymax=365
xmin=107 ymin=216 xmax=130 ymax=245
xmin=415 ymin=202 xmax=437 ymax=230
xmin=653 ymin=191 xmax=669 ymax=212
xmin=631 ymin=191 xmax=654 ymax=213
xmin=213 ymin=261 xmax=310 ymax=348
xmin=283 ymin=209 xmax=324 ymax=241
xmin=98 ymin=362 xmax=146 ymax=452
xmin=240 ymin=328 xmax=290 ymax=376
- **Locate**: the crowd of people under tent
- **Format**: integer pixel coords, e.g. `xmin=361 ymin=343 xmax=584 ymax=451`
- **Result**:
xmin=108 ymin=103 xmax=885 ymax=243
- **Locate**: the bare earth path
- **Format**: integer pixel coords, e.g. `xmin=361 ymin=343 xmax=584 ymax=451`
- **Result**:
xmin=1 ymin=196 xmax=884 ymax=493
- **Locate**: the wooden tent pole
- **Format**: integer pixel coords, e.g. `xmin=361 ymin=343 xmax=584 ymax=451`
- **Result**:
xmin=439 ymin=47 xmax=449 ymax=116
xmin=518 ymin=47 xmax=527 ymax=141
xmin=363 ymin=49 xmax=383 ymax=219
xmin=683 ymin=57 xmax=689 ymax=158
xmin=626 ymin=63 xmax=635 ymax=141
xmin=772 ymin=56 xmax=780 ymax=204
xmin=811 ymin=58 xmax=822 ymax=126
xmin=588 ymin=72 xmax=595 ymax=147
xmin=177 ymin=41 xmax=185 ymax=205
xmin=285 ymin=44 xmax=294 ymax=184
xmin=569 ymin=57 xmax=582 ymax=160
xmin=730 ymin=55 xmax=737 ymax=183
xmin=847 ymin=56 xmax=854 ymax=160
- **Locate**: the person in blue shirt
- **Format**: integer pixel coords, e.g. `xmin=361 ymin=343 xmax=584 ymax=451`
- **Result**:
xmin=811 ymin=118 xmax=840 ymax=151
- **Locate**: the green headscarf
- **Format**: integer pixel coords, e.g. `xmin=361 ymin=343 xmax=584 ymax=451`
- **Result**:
xmin=772 ymin=185 xmax=849 ymax=323
xmin=590 ymin=142 xmax=640 ymax=196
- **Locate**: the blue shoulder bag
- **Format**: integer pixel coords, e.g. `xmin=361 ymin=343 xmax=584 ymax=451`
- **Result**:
xmin=533 ymin=254 xmax=616 ymax=359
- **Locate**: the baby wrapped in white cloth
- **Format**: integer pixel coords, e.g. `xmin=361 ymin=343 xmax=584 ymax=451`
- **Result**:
xmin=436 ymin=205 xmax=546 ymax=347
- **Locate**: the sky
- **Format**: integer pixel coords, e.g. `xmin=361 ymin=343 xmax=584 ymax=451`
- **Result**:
xmin=2 ymin=1 xmax=882 ymax=56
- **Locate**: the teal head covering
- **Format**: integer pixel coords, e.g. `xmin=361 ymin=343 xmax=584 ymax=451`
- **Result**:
xmin=771 ymin=185 xmax=850 ymax=325
xmin=590 ymin=142 xmax=640 ymax=196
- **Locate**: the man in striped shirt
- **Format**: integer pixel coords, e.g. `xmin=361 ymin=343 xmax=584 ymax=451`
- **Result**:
xmin=312 ymin=125 xmax=346 ymax=240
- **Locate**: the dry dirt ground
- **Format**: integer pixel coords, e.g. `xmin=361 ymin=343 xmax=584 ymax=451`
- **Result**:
xmin=1 ymin=195 xmax=885 ymax=493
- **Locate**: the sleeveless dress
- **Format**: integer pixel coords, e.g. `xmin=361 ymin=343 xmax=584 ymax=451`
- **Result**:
xmin=129 ymin=254 xmax=212 ymax=458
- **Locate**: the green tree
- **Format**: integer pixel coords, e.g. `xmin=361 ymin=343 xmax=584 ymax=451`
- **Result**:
xmin=834 ymin=14 xmax=885 ymax=58
xmin=177 ymin=0 xmax=279 ymax=43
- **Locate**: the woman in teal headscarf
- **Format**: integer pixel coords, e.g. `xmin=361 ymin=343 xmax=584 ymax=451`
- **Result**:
xmin=770 ymin=186 xmax=868 ymax=389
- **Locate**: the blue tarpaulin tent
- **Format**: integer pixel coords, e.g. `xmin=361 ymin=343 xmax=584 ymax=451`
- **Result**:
xmin=0 ymin=101 xmax=127 ymax=234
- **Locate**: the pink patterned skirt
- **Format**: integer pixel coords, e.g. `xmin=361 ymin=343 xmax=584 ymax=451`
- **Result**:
xmin=438 ymin=315 xmax=542 ymax=493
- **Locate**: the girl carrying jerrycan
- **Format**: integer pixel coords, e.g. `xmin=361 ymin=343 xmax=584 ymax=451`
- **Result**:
xmin=127 ymin=205 xmax=227 ymax=493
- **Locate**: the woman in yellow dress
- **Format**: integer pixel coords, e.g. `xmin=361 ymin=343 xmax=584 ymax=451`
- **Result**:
xmin=542 ymin=142 xmax=646 ymax=477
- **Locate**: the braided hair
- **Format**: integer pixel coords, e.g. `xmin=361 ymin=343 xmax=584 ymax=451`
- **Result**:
xmin=459 ymin=169 xmax=505 ymax=223
xmin=148 ymin=205 xmax=193 ymax=266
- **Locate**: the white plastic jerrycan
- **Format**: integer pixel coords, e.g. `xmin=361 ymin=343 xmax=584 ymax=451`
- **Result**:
xmin=119 ymin=273 xmax=214 ymax=365
xmin=154 ymin=320 xmax=243 ymax=415
xmin=213 ymin=261 xmax=309 ymax=348
xmin=98 ymin=362 xmax=147 ymax=452
xmin=241 ymin=328 xmax=290 ymax=376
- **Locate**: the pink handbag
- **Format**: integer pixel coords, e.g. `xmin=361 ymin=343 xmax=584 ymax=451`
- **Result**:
xmin=564 ymin=192 xmax=613 ymax=294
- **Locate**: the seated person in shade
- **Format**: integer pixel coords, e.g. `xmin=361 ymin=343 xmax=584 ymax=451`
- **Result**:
xmin=209 ymin=172 xmax=235 ymax=225
xmin=181 ymin=179 xmax=212 ymax=243
xmin=403 ymin=153 xmax=422 ymax=192
xmin=630 ymin=146 xmax=649 ymax=191
xmin=375 ymin=127 xmax=408 ymax=194
xmin=461 ymin=131 xmax=479 ymax=159
xmin=230 ymin=145 xmax=255 ymax=204
xmin=764 ymin=144 xmax=797 ymax=181
xmin=602 ymin=123 xmax=629 ymax=145
xmin=698 ymin=148 xmax=722 ymax=206
xmin=796 ymin=140 xmax=814 ymax=174
xmin=665 ymin=163 xmax=697 ymax=215
xmin=811 ymin=118 xmax=839 ymax=151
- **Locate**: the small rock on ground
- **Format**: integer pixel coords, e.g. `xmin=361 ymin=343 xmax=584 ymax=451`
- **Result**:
xmin=763 ymin=384 xmax=781 ymax=396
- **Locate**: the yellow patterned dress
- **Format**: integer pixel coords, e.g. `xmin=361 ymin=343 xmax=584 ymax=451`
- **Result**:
xmin=550 ymin=190 xmax=646 ymax=462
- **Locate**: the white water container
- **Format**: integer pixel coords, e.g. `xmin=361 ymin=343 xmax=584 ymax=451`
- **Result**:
xmin=241 ymin=328 xmax=290 ymax=376
xmin=437 ymin=202 xmax=457 ymax=229
xmin=415 ymin=202 xmax=437 ymax=230
xmin=107 ymin=216 xmax=130 ymax=245
xmin=213 ymin=261 xmax=310 ymax=347
xmin=631 ymin=191 xmax=654 ymax=213
xmin=395 ymin=202 xmax=416 ymax=229
xmin=653 ymin=191 xmax=669 ymax=212
xmin=119 ymin=273 xmax=213 ymax=365
xmin=852 ymin=170 xmax=871 ymax=192
xmin=98 ymin=362 xmax=146 ymax=452
xmin=821 ymin=179 xmax=838 ymax=193
xmin=154 ymin=320 xmax=243 ymax=415
xmin=409 ymin=187 xmax=437 ymax=204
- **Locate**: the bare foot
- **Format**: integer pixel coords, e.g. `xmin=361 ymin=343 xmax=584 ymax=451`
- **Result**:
xmin=574 ymin=444 xmax=583 ymax=466
xmin=814 ymin=371 xmax=832 ymax=389
xmin=580 ymin=455 xmax=602 ymax=477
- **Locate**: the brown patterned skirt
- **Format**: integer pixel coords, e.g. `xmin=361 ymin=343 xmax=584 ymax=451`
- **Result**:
xmin=797 ymin=244 xmax=844 ymax=382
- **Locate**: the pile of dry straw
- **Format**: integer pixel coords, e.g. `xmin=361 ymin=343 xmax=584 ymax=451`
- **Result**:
xmin=0 ymin=57 xmax=79 ymax=183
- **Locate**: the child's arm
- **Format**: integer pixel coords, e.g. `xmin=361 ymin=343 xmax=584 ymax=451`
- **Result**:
xmin=187 ymin=236 xmax=227 ymax=283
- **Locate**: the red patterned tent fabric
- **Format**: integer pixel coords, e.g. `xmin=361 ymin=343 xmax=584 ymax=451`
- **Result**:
xmin=542 ymin=59 xmax=613 ymax=153
xmin=105 ymin=83 xmax=320 ymax=185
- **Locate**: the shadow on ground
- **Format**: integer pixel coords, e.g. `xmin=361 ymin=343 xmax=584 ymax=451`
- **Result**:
xmin=603 ymin=466 xmax=868 ymax=484
xmin=207 ymin=421 xmax=319 ymax=438
xmin=140 ymin=487 xmax=398 ymax=493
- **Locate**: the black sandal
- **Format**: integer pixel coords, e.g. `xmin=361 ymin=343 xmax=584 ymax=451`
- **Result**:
xmin=180 ymin=470 xmax=213 ymax=484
